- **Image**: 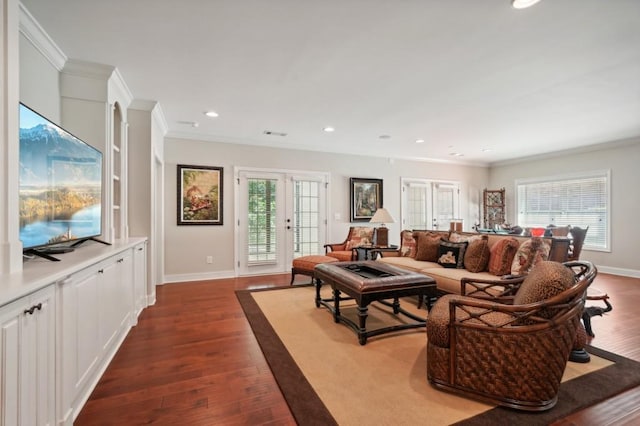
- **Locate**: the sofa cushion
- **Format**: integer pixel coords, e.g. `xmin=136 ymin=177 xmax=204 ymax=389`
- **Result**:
xmin=513 ymin=261 xmax=575 ymax=318
xmin=437 ymin=240 xmax=468 ymax=269
xmin=488 ymin=237 xmax=520 ymax=276
xmin=378 ymin=256 xmax=441 ymax=272
xmin=414 ymin=232 xmax=444 ymax=262
xmin=510 ymin=237 xmax=551 ymax=276
xmin=421 ymin=267 xmax=501 ymax=295
xmin=464 ymin=235 xmax=490 ymax=273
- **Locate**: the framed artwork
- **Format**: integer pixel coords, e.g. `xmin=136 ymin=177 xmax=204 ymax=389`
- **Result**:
xmin=177 ymin=164 xmax=223 ymax=225
xmin=350 ymin=177 xmax=383 ymax=222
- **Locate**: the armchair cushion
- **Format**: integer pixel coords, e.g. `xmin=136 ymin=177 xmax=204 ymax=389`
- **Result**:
xmin=427 ymin=294 xmax=513 ymax=348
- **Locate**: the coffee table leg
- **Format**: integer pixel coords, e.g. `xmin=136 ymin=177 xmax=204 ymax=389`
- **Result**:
xmin=315 ymin=278 xmax=322 ymax=308
xmin=333 ymin=288 xmax=341 ymax=323
xmin=358 ymin=304 xmax=369 ymax=345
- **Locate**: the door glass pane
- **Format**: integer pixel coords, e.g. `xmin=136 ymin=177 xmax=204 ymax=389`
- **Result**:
xmin=434 ymin=184 xmax=455 ymax=229
xmin=293 ymin=179 xmax=321 ymax=257
xmin=247 ymin=178 xmax=277 ymax=264
xmin=406 ymin=184 xmax=428 ymax=229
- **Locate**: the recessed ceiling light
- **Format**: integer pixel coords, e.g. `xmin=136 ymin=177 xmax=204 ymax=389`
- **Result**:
xmin=323 ymin=127 xmax=335 ymax=132
xmin=204 ymin=111 xmax=219 ymax=118
xmin=415 ymin=139 xmax=425 ymax=144
xmin=449 ymin=152 xmax=464 ymax=157
xmin=481 ymin=148 xmax=493 ymax=152
xmin=512 ymin=0 xmax=542 ymax=9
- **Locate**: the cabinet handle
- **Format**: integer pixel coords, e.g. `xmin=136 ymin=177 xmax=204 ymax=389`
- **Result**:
xmin=98 ymin=269 xmax=104 ymax=274
xmin=117 ymin=258 xmax=124 ymax=263
xmin=23 ymin=303 xmax=42 ymax=315
xmin=137 ymin=247 xmax=143 ymax=251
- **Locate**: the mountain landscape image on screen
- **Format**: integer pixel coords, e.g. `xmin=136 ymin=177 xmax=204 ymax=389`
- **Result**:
xmin=19 ymin=104 xmax=103 ymax=250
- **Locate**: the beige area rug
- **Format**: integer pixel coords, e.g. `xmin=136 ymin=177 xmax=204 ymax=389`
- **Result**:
xmin=237 ymin=285 xmax=640 ymax=425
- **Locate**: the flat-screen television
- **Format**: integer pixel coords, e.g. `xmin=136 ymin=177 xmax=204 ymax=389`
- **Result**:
xmin=19 ymin=103 xmax=104 ymax=258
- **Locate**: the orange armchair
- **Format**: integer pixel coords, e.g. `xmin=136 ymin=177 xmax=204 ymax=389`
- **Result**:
xmin=324 ymin=226 xmax=375 ymax=261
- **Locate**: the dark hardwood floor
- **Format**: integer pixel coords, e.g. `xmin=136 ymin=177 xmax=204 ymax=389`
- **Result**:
xmin=75 ymin=271 xmax=640 ymax=425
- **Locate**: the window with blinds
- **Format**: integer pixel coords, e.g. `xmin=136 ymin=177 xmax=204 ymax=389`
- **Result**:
xmin=516 ymin=170 xmax=610 ymax=251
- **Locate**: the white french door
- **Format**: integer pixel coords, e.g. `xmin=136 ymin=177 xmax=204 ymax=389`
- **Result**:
xmin=401 ymin=178 xmax=460 ymax=230
xmin=236 ymin=168 xmax=328 ymax=276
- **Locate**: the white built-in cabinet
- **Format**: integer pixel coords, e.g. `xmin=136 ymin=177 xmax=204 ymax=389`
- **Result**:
xmin=133 ymin=241 xmax=148 ymax=318
xmin=0 ymin=239 xmax=147 ymax=426
xmin=0 ymin=285 xmax=55 ymax=426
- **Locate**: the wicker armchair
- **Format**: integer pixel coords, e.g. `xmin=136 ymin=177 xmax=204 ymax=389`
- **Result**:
xmin=427 ymin=260 xmax=597 ymax=411
xmin=323 ymin=226 xmax=375 ymax=261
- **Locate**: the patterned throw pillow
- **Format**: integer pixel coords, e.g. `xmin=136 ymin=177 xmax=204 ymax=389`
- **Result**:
xmin=448 ymin=232 xmax=482 ymax=244
xmin=437 ymin=240 xmax=468 ymax=269
xmin=514 ymin=261 xmax=575 ymax=320
xmin=464 ymin=235 xmax=490 ymax=273
xmin=399 ymin=230 xmax=417 ymax=257
xmin=488 ymin=237 xmax=520 ymax=276
xmin=414 ymin=232 xmax=444 ymax=262
xmin=345 ymin=227 xmax=374 ymax=249
xmin=510 ymin=237 xmax=551 ymax=276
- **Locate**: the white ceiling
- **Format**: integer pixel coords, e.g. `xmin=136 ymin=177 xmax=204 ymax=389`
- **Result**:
xmin=21 ymin=0 xmax=640 ymax=166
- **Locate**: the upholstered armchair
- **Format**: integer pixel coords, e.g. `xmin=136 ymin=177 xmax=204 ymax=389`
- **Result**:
xmin=324 ymin=226 xmax=375 ymax=261
xmin=427 ymin=260 xmax=597 ymax=411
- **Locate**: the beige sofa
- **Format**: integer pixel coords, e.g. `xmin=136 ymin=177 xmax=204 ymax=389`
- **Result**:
xmin=376 ymin=230 xmax=571 ymax=296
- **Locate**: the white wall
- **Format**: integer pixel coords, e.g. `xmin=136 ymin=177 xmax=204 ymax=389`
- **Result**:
xmin=489 ymin=138 xmax=640 ymax=276
xmin=164 ymin=137 xmax=489 ymax=281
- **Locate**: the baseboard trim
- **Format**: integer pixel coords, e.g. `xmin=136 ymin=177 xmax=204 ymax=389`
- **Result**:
xmin=597 ymin=265 xmax=640 ymax=278
xmin=163 ymin=270 xmax=236 ymax=284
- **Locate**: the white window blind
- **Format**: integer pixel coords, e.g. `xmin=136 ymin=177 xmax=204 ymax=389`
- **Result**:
xmin=516 ymin=170 xmax=610 ymax=251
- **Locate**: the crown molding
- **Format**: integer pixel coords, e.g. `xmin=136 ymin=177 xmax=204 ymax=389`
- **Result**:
xmin=129 ymin=100 xmax=169 ymax=136
xmin=19 ymin=2 xmax=67 ymax=71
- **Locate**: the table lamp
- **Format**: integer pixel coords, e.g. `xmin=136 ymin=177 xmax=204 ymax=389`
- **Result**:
xmin=370 ymin=207 xmax=396 ymax=247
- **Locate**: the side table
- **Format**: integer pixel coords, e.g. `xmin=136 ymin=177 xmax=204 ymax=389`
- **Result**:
xmin=353 ymin=245 xmax=398 ymax=260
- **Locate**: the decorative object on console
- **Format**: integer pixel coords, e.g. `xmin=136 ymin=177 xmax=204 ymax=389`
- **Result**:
xmin=177 ymin=164 xmax=223 ymax=225
xmin=483 ymin=188 xmax=505 ymax=230
xmin=350 ymin=177 xmax=383 ymax=222
xmin=369 ymin=207 xmax=395 ymax=246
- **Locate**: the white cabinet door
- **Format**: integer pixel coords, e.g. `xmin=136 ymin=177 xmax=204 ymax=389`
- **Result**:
xmin=0 ymin=285 xmax=55 ymax=426
xmin=133 ymin=242 xmax=148 ymax=319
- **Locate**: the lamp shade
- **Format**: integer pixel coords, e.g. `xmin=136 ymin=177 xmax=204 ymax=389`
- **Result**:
xmin=369 ymin=207 xmax=395 ymax=225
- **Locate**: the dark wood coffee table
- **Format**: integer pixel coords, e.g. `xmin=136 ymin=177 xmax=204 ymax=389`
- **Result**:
xmin=314 ymin=261 xmax=437 ymax=345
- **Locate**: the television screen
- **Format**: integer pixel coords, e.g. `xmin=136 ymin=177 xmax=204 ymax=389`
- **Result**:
xmin=19 ymin=103 xmax=103 ymax=251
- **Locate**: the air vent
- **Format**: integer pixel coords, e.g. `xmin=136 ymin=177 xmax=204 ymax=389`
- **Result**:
xmin=263 ymin=130 xmax=288 ymax=137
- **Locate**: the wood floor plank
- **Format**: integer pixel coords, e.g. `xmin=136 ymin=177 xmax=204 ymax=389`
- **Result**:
xmin=75 ymin=272 xmax=640 ymax=425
